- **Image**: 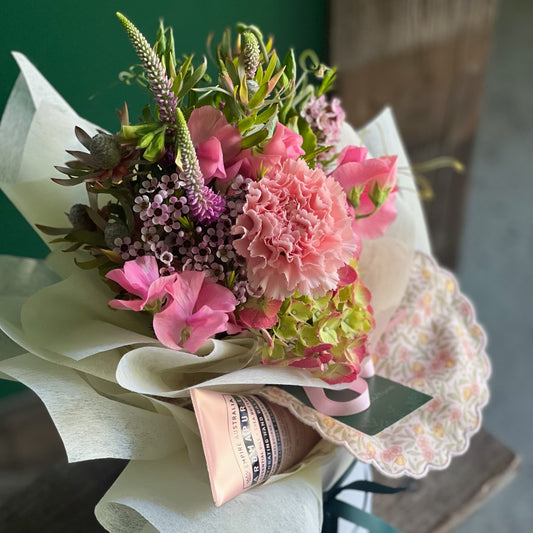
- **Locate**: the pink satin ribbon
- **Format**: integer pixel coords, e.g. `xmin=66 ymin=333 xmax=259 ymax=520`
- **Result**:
xmin=304 ymin=358 xmax=375 ymax=416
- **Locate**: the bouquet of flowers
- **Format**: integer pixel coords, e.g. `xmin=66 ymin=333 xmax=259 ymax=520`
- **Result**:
xmin=0 ymin=13 xmax=490 ymax=532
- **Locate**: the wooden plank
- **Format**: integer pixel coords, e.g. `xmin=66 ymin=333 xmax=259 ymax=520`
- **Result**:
xmin=372 ymin=428 xmax=520 ymax=533
xmin=0 ymin=391 xmax=64 ymax=469
xmin=330 ymin=0 xmax=498 ymax=268
xmin=0 ymin=391 xmax=65 ymax=502
xmin=0 ymin=459 xmax=127 ymax=533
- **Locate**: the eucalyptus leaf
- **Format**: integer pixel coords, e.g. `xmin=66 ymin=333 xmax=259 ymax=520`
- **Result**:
xmin=64 ymin=229 xmax=107 ymax=247
xmin=256 ymin=105 xmax=278 ymax=125
xmin=238 ymin=75 xmax=249 ymax=105
xmin=237 ymin=115 xmax=256 ymax=134
xmin=283 ymin=49 xmax=297 ymax=81
xmin=241 ymin=128 xmax=269 ymax=149
xmin=298 ymin=118 xmax=317 ymax=155
xmin=248 ymin=82 xmax=269 ymax=108
xmin=143 ymin=131 xmax=165 ymax=161
xmin=178 ymin=57 xmax=207 ymax=99
xmin=264 ymin=51 xmax=278 ymax=82
xmin=74 ymin=255 xmax=109 ymax=270
xmin=225 ymin=57 xmax=240 ymax=85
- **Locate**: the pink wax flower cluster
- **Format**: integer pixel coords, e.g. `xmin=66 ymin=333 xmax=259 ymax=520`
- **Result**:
xmin=301 ymin=95 xmax=345 ymax=162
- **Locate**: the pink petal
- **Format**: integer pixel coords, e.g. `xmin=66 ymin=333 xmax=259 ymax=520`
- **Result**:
xmin=353 ymin=190 xmax=397 ymax=239
xmin=188 ymin=106 xmax=242 ymax=166
xmin=166 ymin=271 xmax=206 ymax=316
xmin=196 ymin=137 xmax=226 ymax=182
xmin=331 ymin=156 xmax=397 ymax=191
xmin=337 ymin=264 xmax=358 ymax=287
xmin=239 ymin=307 xmax=277 ymax=329
xmin=152 ymin=297 xmax=188 ymax=350
xmin=195 ymin=277 xmax=237 ymax=313
xmin=289 ymin=358 xmax=322 ymax=369
xmin=108 ymin=298 xmax=145 ymax=312
xmin=106 ymin=256 xmax=160 ymax=299
xmin=263 ymin=123 xmax=305 ymax=159
xmin=226 ymin=312 xmax=245 ymax=335
xmin=224 ymin=155 xmax=251 ymax=181
xmin=188 ymin=107 xmax=227 ymax=145
xmin=336 ymin=145 xmax=368 ymax=166
xmin=145 ymin=273 xmax=178 ymax=306
xmin=238 ymin=297 xmax=282 ymax=329
xmin=183 ymin=307 xmax=230 ymax=353
xmin=152 ymin=272 xmax=236 ymax=352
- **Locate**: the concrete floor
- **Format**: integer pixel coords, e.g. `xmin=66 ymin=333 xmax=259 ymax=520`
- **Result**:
xmin=455 ymin=0 xmax=533 ymax=531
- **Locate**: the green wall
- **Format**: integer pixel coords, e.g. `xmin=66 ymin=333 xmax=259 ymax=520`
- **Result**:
xmin=0 ymin=0 xmax=326 ymax=258
xmin=0 ymin=0 xmax=326 ymax=395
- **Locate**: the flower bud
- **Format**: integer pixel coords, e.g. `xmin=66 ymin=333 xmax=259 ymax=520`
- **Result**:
xmin=68 ymin=204 xmax=95 ymax=230
xmin=368 ymin=182 xmax=391 ymax=210
xmin=104 ymin=220 xmax=129 ymax=248
xmin=89 ymin=133 xmax=122 ymax=169
xmin=242 ymin=31 xmax=260 ymax=79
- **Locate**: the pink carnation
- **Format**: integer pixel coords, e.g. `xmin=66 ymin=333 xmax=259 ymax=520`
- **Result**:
xmin=232 ymin=158 xmax=358 ymax=300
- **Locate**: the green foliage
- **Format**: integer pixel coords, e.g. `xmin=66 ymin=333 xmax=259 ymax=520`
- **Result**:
xmin=116 ymin=18 xmax=338 ymax=167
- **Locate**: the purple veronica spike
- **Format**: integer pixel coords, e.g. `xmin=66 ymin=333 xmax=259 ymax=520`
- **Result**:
xmin=117 ymin=13 xmax=177 ymax=124
xmin=175 ymin=109 xmax=225 ymax=224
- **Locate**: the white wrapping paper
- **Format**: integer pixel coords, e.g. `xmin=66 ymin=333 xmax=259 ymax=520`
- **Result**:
xmin=0 ymin=54 xmax=430 ymax=532
xmin=0 ymin=53 xmax=99 ymax=245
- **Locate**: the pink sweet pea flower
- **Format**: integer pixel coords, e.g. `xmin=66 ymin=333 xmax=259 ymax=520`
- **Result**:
xmin=247 ymin=122 xmax=305 ymax=177
xmin=106 ymin=256 xmax=175 ymax=312
xmin=188 ymin=106 xmax=243 ymax=183
xmin=336 ymin=145 xmax=368 ymax=166
xmin=153 ymin=271 xmax=237 ymax=353
xmin=329 ymin=148 xmax=398 ymax=239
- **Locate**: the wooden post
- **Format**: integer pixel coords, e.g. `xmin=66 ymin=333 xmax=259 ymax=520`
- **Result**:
xmin=330 ymin=0 xmax=498 ymax=268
